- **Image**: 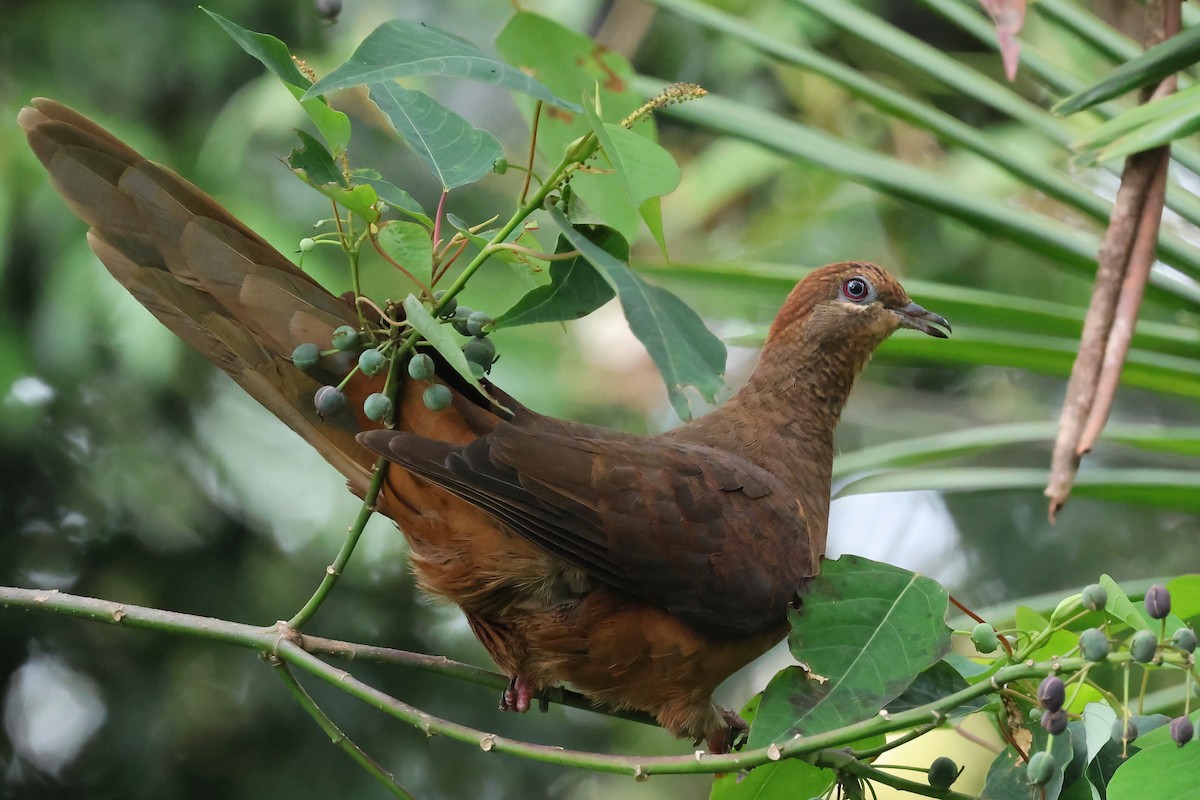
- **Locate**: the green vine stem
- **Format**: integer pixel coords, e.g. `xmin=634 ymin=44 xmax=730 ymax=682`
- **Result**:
xmin=286 ymin=456 xmax=391 ymax=629
xmin=2 ymin=583 xmax=1185 ymax=783
xmin=274 ymin=659 xmax=416 ymax=799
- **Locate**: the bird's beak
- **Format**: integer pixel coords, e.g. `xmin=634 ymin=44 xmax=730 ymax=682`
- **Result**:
xmin=893 ymin=301 xmax=951 ymax=338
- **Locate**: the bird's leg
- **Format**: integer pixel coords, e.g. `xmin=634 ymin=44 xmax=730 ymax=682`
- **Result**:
xmin=499 ymin=675 xmax=537 ymax=713
xmin=705 ymin=707 xmax=749 ymax=754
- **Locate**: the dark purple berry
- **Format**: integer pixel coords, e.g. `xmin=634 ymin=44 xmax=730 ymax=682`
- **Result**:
xmin=315 ymin=0 xmax=342 ymax=21
xmin=1040 ymin=708 xmax=1068 ymax=736
xmin=1170 ymin=715 xmax=1194 ymax=747
xmin=1037 ymin=676 xmax=1066 ymax=712
xmin=314 ymin=385 xmax=346 ymax=417
xmin=1082 ymin=583 xmax=1108 ymax=612
xmin=1144 ymin=584 xmax=1171 ymax=620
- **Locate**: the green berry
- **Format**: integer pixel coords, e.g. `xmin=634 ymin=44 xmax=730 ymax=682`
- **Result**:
xmin=358 ymin=349 xmax=387 ymax=376
xmin=331 ymin=325 xmax=360 ymax=352
xmin=1079 ymin=628 xmax=1110 ymax=662
xmin=463 ymin=336 xmax=496 ymax=365
xmin=363 ymin=392 xmax=393 ymax=422
xmin=1130 ymin=629 xmax=1158 ymax=663
xmin=299 ymin=237 xmax=316 ymax=252
xmin=466 ymin=310 xmax=493 ymax=337
xmin=451 ymin=306 xmax=474 ymax=336
xmin=1112 ymin=718 xmax=1138 ymax=744
xmin=493 ymin=157 xmax=509 ymax=174
xmin=1170 ymin=715 xmax=1194 ymax=747
xmin=1082 ymin=583 xmax=1108 ymax=612
xmin=1040 ymin=708 xmax=1068 ymax=736
xmin=314 ymin=385 xmax=346 ymax=417
xmin=408 ymin=353 xmax=436 ymax=381
xmin=1026 ymin=752 xmax=1055 ymax=786
xmin=1028 ymin=707 xmax=1043 ymax=724
xmin=292 ymin=342 xmax=321 ymax=371
xmin=971 ymin=622 xmax=999 ymax=654
xmin=434 ymin=290 xmax=458 ymax=319
xmin=1144 ymin=584 xmax=1171 ymax=620
xmin=423 ymin=384 xmax=452 ymax=412
xmin=926 ymin=756 xmax=959 ymax=789
xmin=468 ymin=360 xmax=486 ymax=379
xmin=1172 ymin=627 xmax=1197 ymax=654
xmin=1037 ymin=676 xmax=1065 ymax=713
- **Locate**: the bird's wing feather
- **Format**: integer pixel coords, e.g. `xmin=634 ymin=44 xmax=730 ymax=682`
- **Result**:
xmin=361 ymin=415 xmax=814 ymax=637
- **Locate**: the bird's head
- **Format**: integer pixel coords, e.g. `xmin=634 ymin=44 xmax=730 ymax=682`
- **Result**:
xmin=766 ymin=262 xmax=950 ymax=351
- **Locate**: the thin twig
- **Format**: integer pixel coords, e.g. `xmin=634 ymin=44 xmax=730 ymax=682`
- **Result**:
xmin=275 ymin=659 xmax=416 ymax=799
xmin=1045 ymin=0 xmax=1180 ymax=519
xmin=369 ymin=230 xmax=433 ymax=298
xmin=520 ymin=101 xmax=543 ymax=205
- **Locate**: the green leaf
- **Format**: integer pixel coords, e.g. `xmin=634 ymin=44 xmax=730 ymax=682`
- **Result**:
xmin=1015 ymin=606 xmax=1078 ymax=661
xmin=287 ymin=129 xmax=345 ymax=187
xmin=1107 ymin=728 xmax=1200 ymax=799
xmin=365 ymin=81 xmax=502 ymax=190
xmin=583 ymin=99 xmax=682 ymax=254
xmin=350 ymin=170 xmax=432 ymax=226
xmin=1100 ymin=574 xmax=1152 ymax=632
xmin=204 ymin=8 xmax=351 ymax=154
xmin=376 ymin=221 xmax=433 ymax=282
xmin=1165 ymin=575 xmax=1200 ymax=621
xmin=980 ymin=728 xmax=1075 ymax=800
xmin=304 ymin=19 xmax=578 ymax=111
xmin=496 ymin=12 xmax=651 ymax=242
xmin=493 ymin=230 xmax=619 ymax=328
xmin=1072 ymin=84 xmax=1200 ymax=160
xmin=287 ymin=132 xmax=380 ymax=223
xmin=401 ymin=295 xmax=488 ymax=398
xmin=1082 ymin=703 xmax=1117 ymax=765
xmin=835 ymin=468 xmax=1200 ymax=513
xmin=1054 ymin=24 xmax=1200 ymax=116
xmin=710 ymin=759 xmax=834 ymax=800
xmin=545 ymin=203 xmax=725 ymax=419
xmin=884 ymin=659 xmax=988 ymax=718
xmin=749 ymin=555 xmax=951 ymax=745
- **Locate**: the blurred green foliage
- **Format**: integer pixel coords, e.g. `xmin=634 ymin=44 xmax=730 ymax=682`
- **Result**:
xmin=2 ymin=1 xmax=1199 ymax=798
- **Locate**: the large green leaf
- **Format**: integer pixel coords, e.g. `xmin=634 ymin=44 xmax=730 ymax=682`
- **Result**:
xmin=376 ymin=221 xmax=433 ymax=283
xmin=1106 ymin=732 xmax=1200 ymax=799
xmin=545 ymin=204 xmax=726 ymax=419
xmin=204 ymin=9 xmax=351 ymax=154
xmin=884 ymin=659 xmax=988 ymax=718
xmin=1055 ymin=23 xmax=1200 ymax=116
xmin=305 ymin=19 xmax=578 ymax=110
xmin=286 ymin=131 xmax=379 ymax=223
xmin=980 ymin=730 xmax=1075 ymax=800
xmin=1072 ymin=83 xmax=1200 ymax=160
xmin=749 ymin=555 xmax=951 ymax=745
xmin=365 ymin=81 xmax=502 ymax=189
xmin=493 ymin=230 xmax=619 ymax=328
xmin=835 ymin=467 xmax=1200 ymax=513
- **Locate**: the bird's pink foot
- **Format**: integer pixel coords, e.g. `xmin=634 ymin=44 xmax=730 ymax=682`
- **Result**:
xmin=499 ymin=675 xmax=536 ymax=713
xmin=706 ymin=707 xmax=749 ymax=753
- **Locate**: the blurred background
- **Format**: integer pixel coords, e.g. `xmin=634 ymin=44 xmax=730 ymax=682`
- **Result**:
xmin=2 ymin=0 xmax=1198 ymax=797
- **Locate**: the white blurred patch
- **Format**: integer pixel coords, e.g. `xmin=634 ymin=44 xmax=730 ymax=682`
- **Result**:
xmin=3 ymin=655 xmax=106 ymax=776
xmin=828 ymin=490 xmax=966 ymax=586
xmin=570 ymin=300 xmax=647 ymax=372
xmin=4 ymin=376 xmax=55 ymax=407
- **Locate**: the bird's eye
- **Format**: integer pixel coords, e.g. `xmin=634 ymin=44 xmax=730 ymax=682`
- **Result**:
xmin=841 ymin=277 xmax=871 ymax=302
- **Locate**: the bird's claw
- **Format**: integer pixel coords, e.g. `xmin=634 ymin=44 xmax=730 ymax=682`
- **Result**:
xmin=499 ymin=675 xmax=535 ymax=713
xmin=706 ymin=707 xmax=749 ymax=753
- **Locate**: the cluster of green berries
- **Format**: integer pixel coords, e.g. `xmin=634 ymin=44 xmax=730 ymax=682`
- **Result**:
xmin=291 ymin=293 xmax=502 ymax=421
xmin=433 ymin=290 xmax=498 ymax=379
xmin=294 ymin=325 xmax=397 ymax=422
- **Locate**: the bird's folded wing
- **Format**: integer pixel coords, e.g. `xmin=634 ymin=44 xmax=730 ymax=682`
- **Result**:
xmin=361 ymin=416 xmax=814 ymax=638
